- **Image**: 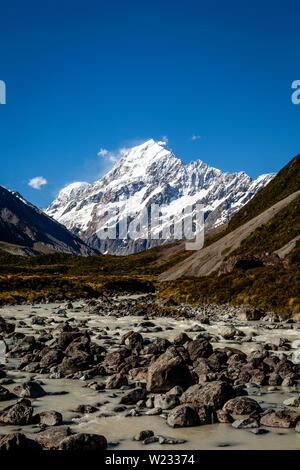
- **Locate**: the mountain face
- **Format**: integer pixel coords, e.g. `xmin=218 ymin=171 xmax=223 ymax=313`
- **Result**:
xmin=46 ymin=139 xmax=275 ymax=255
xmin=0 ymin=185 xmax=97 ymax=256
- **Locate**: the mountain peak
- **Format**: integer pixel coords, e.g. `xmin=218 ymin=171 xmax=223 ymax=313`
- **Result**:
xmin=46 ymin=139 xmax=276 ymax=255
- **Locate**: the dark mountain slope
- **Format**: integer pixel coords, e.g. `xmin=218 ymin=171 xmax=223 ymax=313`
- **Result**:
xmin=0 ymin=186 xmax=98 ymax=256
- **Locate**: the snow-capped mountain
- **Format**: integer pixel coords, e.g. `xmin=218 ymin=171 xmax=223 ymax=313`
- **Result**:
xmin=46 ymin=139 xmax=276 ymax=254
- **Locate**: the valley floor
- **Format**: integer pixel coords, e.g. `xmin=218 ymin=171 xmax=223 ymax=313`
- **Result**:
xmin=0 ymin=295 xmax=300 ymax=450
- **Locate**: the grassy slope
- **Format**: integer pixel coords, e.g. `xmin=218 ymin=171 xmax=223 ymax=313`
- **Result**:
xmin=158 ymin=154 xmax=300 ymax=314
xmin=205 ymin=153 xmax=300 ymax=247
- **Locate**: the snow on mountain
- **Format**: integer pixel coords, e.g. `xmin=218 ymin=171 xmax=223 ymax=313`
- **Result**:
xmin=45 ymin=139 xmax=276 ymax=254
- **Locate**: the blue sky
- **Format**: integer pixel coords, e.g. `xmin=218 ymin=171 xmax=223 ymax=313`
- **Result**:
xmin=0 ymin=0 xmax=300 ymax=208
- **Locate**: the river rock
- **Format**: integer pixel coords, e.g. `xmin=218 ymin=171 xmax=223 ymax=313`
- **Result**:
xmin=283 ymin=396 xmax=300 ymax=407
xmin=232 ymin=417 xmax=259 ymax=429
xmin=187 ymin=338 xmax=213 ymax=361
xmin=12 ymin=381 xmax=46 ymax=399
xmin=0 ymin=432 xmax=33 ymax=450
xmin=181 ymin=381 xmax=236 ymax=409
xmin=153 ymin=393 xmax=180 ymax=410
xmin=58 ymin=433 xmax=107 ymax=450
xmin=216 ymin=409 xmax=234 ymax=423
xmin=260 ymin=408 xmax=300 ymax=428
xmin=105 ymin=373 xmax=128 ymax=389
xmin=37 ymin=410 xmax=63 ymax=426
xmin=146 ymin=347 xmax=194 ymax=393
xmin=223 ymin=397 xmax=262 ymax=415
xmin=0 ymin=401 xmax=33 ymax=425
xmin=134 ymin=430 xmax=154 ymax=441
xmin=218 ymin=326 xmax=237 ymax=340
xmin=0 ymin=385 xmax=12 ymax=401
xmin=167 ymin=404 xmax=200 ymax=428
xmin=120 ymin=387 xmax=147 ymax=405
xmin=35 ymin=427 xmax=72 ymax=450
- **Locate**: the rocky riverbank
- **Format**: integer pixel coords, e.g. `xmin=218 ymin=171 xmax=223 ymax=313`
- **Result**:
xmin=0 ymin=295 xmax=300 ymax=450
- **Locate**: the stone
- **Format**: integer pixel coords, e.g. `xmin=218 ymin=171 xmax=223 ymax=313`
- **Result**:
xmin=187 ymin=338 xmax=213 ymax=362
xmin=181 ymin=381 xmax=236 ymax=409
xmin=35 ymin=427 xmax=72 ymax=450
xmin=12 ymin=381 xmax=46 ymax=399
xmin=223 ymin=397 xmax=262 ymax=415
xmin=58 ymin=351 xmax=91 ymax=375
xmin=167 ymin=404 xmax=200 ymax=428
xmin=58 ymin=433 xmax=107 ymax=450
xmin=134 ymin=430 xmax=154 ymax=441
xmin=218 ymin=326 xmax=237 ymax=340
xmin=0 ymin=401 xmax=33 ymax=425
xmin=216 ymin=409 xmax=233 ymax=423
xmin=158 ymin=436 xmax=186 ymax=445
xmin=249 ymin=428 xmax=269 ymax=435
xmin=166 ymin=385 xmax=183 ymax=396
xmin=0 ymin=385 xmax=12 ymax=401
xmin=173 ymin=332 xmax=191 ymax=346
xmin=0 ymin=432 xmax=33 ymax=450
xmin=120 ymin=387 xmax=147 ymax=405
xmin=153 ymin=393 xmax=180 ymax=410
xmin=260 ymin=408 xmax=300 ymax=428
xmin=146 ymin=348 xmax=194 ymax=393
xmin=38 ymin=410 xmax=63 ymax=426
xmin=123 ymin=331 xmax=143 ymax=351
xmin=237 ymin=305 xmax=265 ymax=321
xmin=75 ymin=404 xmax=98 ymax=414
xmin=283 ymin=396 xmax=300 ymax=407
xmin=40 ymin=349 xmax=63 ymax=368
xmin=105 ymin=373 xmax=128 ymax=389
xmin=232 ymin=418 xmax=259 ymax=429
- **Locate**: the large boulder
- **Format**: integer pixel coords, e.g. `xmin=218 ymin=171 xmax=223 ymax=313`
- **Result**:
xmin=180 ymin=381 xmax=236 ymax=409
xmin=12 ymin=381 xmax=46 ymax=399
xmin=260 ymin=408 xmax=300 ymax=428
xmin=56 ymin=331 xmax=88 ymax=350
xmin=0 ymin=432 xmax=33 ymax=450
xmin=10 ymin=336 xmax=42 ymax=357
xmin=0 ymin=401 xmax=33 ymax=425
xmin=35 ymin=427 xmax=72 ymax=450
xmin=187 ymin=338 xmax=213 ymax=362
xmin=40 ymin=349 xmax=63 ymax=368
xmin=223 ymin=397 xmax=262 ymax=415
xmin=58 ymin=433 xmax=107 ymax=450
xmin=167 ymin=404 xmax=200 ymax=428
xmin=123 ymin=331 xmax=143 ymax=351
xmin=153 ymin=393 xmax=180 ymax=410
xmin=146 ymin=348 xmax=194 ymax=393
xmin=218 ymin=326 xmax=237 ymax=340
xmin=105 ymin=373 xmax=128 ymax=389
xmin=237 ymin=305 xmax=265 ymax=321
xmin=120 ymin=387 xmax=147 ymax=405
xmin=58 ymin=351 xmax=92 ymax=375
xmin=37 ymin=410 xmax=63 ymax=426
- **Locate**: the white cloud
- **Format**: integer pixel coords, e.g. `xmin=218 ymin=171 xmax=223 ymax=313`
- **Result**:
xmin=28 ymin=176 xmax=47 ymax=190
xmin=157 ymin=136 xmax=168 ymax=146
xmin=97 ymin=145 xmax=128 ymax=166
xmin=191 ymin=134 xmax=201 ymax=141
xmin=97 ymin=148 xmax=109 ymax=157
